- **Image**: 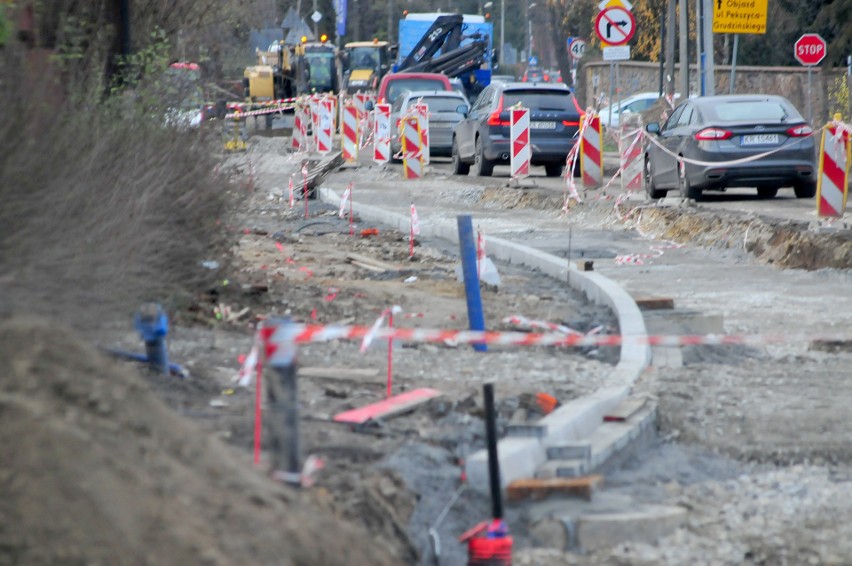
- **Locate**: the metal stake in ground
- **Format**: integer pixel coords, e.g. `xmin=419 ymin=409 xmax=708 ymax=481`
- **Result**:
xmin=266 ymin=319 xmax=301 ymax=483
xmin=459 ymin=383 xmax=512 ymax=564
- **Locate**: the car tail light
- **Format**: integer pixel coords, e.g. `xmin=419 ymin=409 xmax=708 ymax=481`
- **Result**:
xmin=544 ymin=74 xmax=550 ymax=82
xmin=787 ymin=124 xmax=813 ymax=137
xmin=694 ymin=127 xmax=733 ymax=140
xmin=562 ymin=120 xmax=580 ymax=127
xmin=572 ymin=96 xmax=584 ymax=115
xmin=487 ymin=95 xmax=509 ymax=126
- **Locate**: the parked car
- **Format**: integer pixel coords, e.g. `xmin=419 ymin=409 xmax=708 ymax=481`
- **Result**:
xmin=452 ymin=82 xmax=583 ymax=177
xmin=643 ymin=94 xmax=817 ymax=201
xmin=599 ymin=92 xmax=681 ymax=129
xmin=390 ymin=90 xmax=470 ymax=157
xmin=375 ymin=72 xmax=453 ymax=105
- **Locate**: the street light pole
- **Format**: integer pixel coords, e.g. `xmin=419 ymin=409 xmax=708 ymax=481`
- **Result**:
xmin=500 ymin=0 xmax=505 ymax=66
xmin=527 ymin=2 xmax=536 ymax=64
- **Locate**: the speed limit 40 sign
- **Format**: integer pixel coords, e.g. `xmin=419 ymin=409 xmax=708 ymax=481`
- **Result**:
xmin=569 ymin=38 xmax=587 ymax=60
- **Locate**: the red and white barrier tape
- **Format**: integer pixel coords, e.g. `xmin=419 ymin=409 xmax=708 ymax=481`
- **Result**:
xmin=360 ymin=306 xmax=402 ymax=352
xmin=259 ymin=322 xmax=846 ymax=348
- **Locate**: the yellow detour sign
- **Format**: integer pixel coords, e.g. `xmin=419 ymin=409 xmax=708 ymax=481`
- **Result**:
xmin=713 ymin=0 xmax=768 ymax=34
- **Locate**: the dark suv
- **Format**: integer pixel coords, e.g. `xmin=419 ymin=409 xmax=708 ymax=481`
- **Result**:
xmin=452 ymin=82 xmax=584 ymax=177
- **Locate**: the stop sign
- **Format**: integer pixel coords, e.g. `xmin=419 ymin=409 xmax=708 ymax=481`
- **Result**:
xmin=795 ymin=34 xmax=827 ymax=66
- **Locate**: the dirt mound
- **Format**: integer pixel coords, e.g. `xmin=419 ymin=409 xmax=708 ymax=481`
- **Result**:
xmin=640 ymin=208 xmax=852 ymax=270
xmin=0 ymin=318 xmax=396 ymax=566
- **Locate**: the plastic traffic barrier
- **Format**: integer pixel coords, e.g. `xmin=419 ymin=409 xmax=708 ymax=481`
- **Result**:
xmin=510 ymin=108 xmax=531 ymax=179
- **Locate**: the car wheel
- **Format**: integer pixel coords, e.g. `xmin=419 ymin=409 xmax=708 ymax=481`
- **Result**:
xmin=794 ymin=181 xmax=816 ymax=199
xmin=644 ymin=156 xmax=667 ymax=199
xmin=473 ymin=137 xmax=494 ymax=177
xmin=678 ymin=160 xmax=702 ymax=200
xmin=757 ymin=186 xmax=779 ymax=199
xmin=544 ymin=163 xmax=563 ymax=177
xmin=451 ymin=138 xmax=470 ymax=175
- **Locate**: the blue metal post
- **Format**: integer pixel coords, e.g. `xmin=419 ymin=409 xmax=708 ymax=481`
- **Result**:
xmin=457 ymin=215 xmax=487 ymax=352
xmin=134 ymin=303 xmax=169 ymax=375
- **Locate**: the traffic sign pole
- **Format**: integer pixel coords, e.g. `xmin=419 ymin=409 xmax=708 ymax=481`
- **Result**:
xmin=795 ymin=34 xmax=828 ymax=124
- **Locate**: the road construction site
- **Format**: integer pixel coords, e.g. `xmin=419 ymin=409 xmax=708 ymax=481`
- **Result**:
xmin=4 ymin=126 xmax=851 ymax=565
xmin=200 ymin=134 xmax=852 ymax=563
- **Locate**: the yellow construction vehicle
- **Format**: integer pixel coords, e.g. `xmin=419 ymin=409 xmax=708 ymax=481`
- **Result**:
xmin=342 ymin=39 xmax=395 ymax=93
xmin=243 ymin=41 xmax=294 ymax=101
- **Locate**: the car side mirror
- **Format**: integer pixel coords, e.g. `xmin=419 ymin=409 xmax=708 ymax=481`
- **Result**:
xmin=457 ymin=104 xmax=469 ymax=117
xmin=365 ymin=100 xmax=374 ymax=111
xmin=646 ymin=122 xmax=661 ymax=135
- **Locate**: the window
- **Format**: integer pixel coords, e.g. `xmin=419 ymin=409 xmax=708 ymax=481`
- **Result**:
xmin=503 ymin=89 xmax=573 ymax=111
xmin=407 ymin=96 xmax=466 ymax=113
xmin=662 ymin=106 xmax=684 ymax=132
xmin=677 ymin=105 xmax=693 ymax=127
xmin=702 ymin=100 xmax=799 ymax=123
xmin=386 ymin=79 xmax=448 ymax=104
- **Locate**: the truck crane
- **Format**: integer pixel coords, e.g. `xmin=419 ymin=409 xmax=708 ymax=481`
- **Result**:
xmin=395 ymin=13 xmax=492 ymax=98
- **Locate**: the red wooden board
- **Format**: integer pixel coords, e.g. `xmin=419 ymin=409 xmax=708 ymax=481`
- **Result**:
xmin=333 ymin=388 xmax=442 ymax=424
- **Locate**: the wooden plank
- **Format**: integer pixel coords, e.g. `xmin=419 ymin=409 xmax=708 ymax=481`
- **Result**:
xmin=633 ymin=296 xmax=675 ymax=310
xmin=349 ymin=259 xmax=386 ymax=273
xmin=603 ymin=398 xmax=647 ymax=422
xmin=300 ymin=366 xmax=383 ymax=384
xmin=345 ymin=252 xmax=401 ymax=272
xmin=333 ymin=388 xmax=442 ymax=424
xmin=506 ymin=475 xmax=604 ymax=502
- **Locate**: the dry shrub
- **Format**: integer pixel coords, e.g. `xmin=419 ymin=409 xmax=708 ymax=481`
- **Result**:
xmin=0 ymin=44 xmax=229 ymax=332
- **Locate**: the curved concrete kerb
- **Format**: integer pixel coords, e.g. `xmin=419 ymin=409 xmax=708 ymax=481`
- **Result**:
xmin=318 ymin=187 xmax=652 ymax=490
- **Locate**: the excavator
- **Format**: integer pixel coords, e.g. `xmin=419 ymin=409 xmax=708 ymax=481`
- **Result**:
xmin=243 ymin=35 xmax=340 ymax=102
xmin=341 ymin=39 xmax=396 ymax=93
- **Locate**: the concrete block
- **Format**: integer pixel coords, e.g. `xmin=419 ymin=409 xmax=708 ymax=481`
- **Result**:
xmin=546 ymin=442 xmax=592 ymax=461
xmin=507 ymin=423 xmax=546 ymax=439
xmin=644 ymin=309 xmax=725 ymax=336
xmin=576 ymin=505 xmax=687 ymax=553
xmin=465 ymin=437 xmax=546 ymax=492
xmin=536 ymin=386 xmax=629 ymax=442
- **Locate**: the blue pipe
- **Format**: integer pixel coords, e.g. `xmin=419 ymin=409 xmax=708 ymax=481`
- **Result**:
xmin=103 ymin=348 xmax=188 ymax=378
xmin=457 ymin=215 xmax=487 ymax=352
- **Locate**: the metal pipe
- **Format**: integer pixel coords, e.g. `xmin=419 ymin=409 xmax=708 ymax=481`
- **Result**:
xmin=483 ymin=383 xmax=503 ymax=520
xmin=266 ymin=319 xmax=302 ymax=480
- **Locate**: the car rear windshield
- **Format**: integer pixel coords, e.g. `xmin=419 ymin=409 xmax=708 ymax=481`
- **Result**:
xmin=503 ymin=89 xmax=574 ymax=112
xmin=387 ymin=79 xmax=446 ymax=102
xmin=702 ymin=100 xmax=799 ymax=123
xmin=406 ymin=96 xmax=465 ymax=112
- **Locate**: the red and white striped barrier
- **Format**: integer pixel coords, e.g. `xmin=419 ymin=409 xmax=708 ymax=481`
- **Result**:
xmin=258 ymin=322 xmax=848 ymax=354
xmin=373 ymin=102 xmax=392 ymax=164
xmin=510 ymin=108 xmax=531 ymax=179
xmin=316 ymin=98 xmax=334 ymax=154
xmin=816 ymin=119 xmax=850 ymax=218
xmin=225 ymin=104 xmax=295 ymax=120
xmin=292 ymin=103 xmax=308 ymax=151
xmin=354 ymin=93 xmax=373 ymax=121
xmin=620 ymin=126 xmax=643 ymax=192
xmin=401 ymin=116 xmax=424 ymax=180
xmin=413 ymin=102 xmax=430 ymax=165
xmin=580 ymin=113 xmax=603 ymax=188
xmin=341 ymin=103 xmax=359 ymax=162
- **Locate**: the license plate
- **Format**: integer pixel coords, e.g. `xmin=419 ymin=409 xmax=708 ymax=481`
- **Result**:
xmin=741 ymin=134 xmax=779 ymax=146
xmin=430 ymin=122 xmax=452 ymax=129
xmin=530 ymin=121 xmax=556 ymax=130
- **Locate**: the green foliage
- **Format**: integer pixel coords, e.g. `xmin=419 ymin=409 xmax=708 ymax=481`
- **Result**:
xmin=828 ymin=72 xmax=850 ymax=119
xmin=0 ymin=4 xmax=10 ymax=47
